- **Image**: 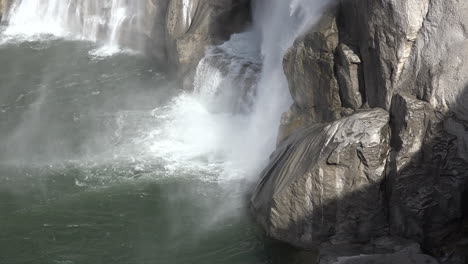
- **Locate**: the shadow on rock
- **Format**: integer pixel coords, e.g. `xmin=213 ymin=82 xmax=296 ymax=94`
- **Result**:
xmin=250 ymin=87 xmax=468 ymax=263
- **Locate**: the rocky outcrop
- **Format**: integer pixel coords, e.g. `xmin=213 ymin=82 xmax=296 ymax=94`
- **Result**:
xmin=252 ymin=109 xmax=390 ymax=247
xmin=387 ymin=93 xmax=468 ymax=263
xmin=252 ymin=0 xmax=468 ymax=263
xmin=165 ymin=0 xmax=251 ymax=88
xmin=282 ymin=11 xmax=341 ymax=124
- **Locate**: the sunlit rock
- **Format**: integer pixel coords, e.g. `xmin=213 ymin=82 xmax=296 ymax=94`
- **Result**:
xmin=251 ymin=108 xmax=390 ymax=248
xmin=283 ymin=10 xmax=341 ymax=124
xmin=336 ymin=44 xmax=363 ymax=110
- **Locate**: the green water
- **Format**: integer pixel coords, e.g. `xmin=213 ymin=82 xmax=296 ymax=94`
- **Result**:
xmin=0 ymin=166 xmax=274 ymax=264
xmin=0 ymin=34 xmax=309 ymax=263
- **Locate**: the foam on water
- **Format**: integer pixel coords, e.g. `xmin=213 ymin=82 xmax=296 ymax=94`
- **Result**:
xmin=151 ymin=0 xmax=334 ymax=182
xmin=0 ymin=0 xmax=333 ymax=187
xmin=146 ymin=94 xmax=251 ymax=181
xmin=88 ymin=45 xmax=138 ymax=59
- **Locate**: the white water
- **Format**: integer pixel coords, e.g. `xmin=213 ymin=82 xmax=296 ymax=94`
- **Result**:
xmin=0 ymin=0 xmax=332 ymax=182
xmin=83 ymin=0 xmax=335 ymax=182
xmin=152 ymin=0 xmax=333 ymax=180
xmin=3 ymin=0 xmax=142 ymax=53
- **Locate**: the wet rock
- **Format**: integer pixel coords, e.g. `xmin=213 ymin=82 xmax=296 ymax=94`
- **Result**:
xmin=277 ymin=105 xmax=313 ymax=145
xmin=166 ymin=0 xmax=251 ymax=89
xmin=257 ymin=2 xmax=468 ymax=262
xmin=193 ymin=45 xmax=260 ymax=114
xmin=251 ymin=109 xmax=390 ymax=248
xmin=140 ymin=0 xmax=171 ymax=62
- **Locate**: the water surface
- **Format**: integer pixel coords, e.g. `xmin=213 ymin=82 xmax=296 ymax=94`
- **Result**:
xmin=0 ymin=31 xmax=307 ymax=264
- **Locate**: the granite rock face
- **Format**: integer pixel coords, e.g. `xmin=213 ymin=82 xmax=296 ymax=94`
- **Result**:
xmin=252 ymin=1 xmax=468 ymax=263
xmin=252 ymin=109 xmax=390 ymax=248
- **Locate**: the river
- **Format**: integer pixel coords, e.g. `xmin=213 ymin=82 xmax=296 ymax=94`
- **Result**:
xmin=0 ymin=29 xmax=315 ymax=263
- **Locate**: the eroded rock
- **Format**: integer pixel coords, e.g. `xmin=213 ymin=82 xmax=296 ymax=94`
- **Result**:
xmin=251 ymin=109 xmax=390 ymax=248
xmin=283 ymin=10 xmax=341 ymax=124
xmin=261 ymin=2 xmax=468 ymax=262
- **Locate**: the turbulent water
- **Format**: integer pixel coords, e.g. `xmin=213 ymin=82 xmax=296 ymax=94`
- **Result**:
xmin=3 ymin=0 xmax=148 ymax=54
xmin=0 ymin=30 xmax=313 ymax=263
xmin=0 ymin=0 xmax=331 ymax=263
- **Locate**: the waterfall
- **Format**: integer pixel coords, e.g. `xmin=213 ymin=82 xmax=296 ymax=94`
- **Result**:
xmin=242 ymin=0 xmax=331 ymax=171
xmin=3 ymin=0 xmax=143 ymax=51
xmin=184 ymin=0 xmax=333 ymax=179
xmin=0 ymin=0 xmax=333 ymax=180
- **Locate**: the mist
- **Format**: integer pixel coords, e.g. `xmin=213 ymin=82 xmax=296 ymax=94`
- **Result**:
xmin=0 ymin=0 xmax=333 ymax=263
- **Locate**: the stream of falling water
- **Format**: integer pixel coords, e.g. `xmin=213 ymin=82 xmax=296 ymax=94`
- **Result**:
xmin=2 ymin=0 xmax=143 ymax=55
xmin=0 ymin=0 xmax=331 ymax=263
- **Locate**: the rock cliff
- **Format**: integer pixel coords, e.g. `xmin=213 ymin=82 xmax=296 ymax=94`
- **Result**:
xmin=252 ymin=1 xmax=468 ymax=263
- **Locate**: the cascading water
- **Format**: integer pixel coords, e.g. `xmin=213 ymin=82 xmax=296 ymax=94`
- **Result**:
xmin=0 ymin=0 xmax=332 ymax=262
xmin=2 ymin=0 xmax=143 ymax=53
xmin=171 ymin=0 xmax=333 ymax=179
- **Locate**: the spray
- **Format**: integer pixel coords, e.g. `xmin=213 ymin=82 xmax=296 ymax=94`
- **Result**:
xmin=164 ymin=0 xmax=335 ymax=182
xmin=3 ymin=0 xmax=145 ymax=54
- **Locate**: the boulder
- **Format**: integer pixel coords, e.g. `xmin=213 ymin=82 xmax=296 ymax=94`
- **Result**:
xmin=251 ymin=109 xmax=390 ymax=248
